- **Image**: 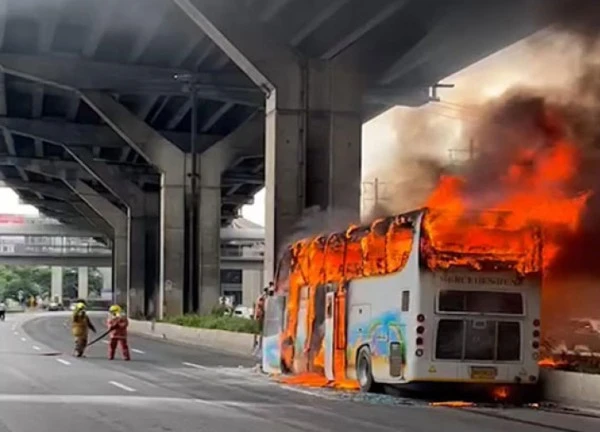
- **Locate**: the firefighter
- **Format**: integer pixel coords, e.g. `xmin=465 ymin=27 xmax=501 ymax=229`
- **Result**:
xmin=107 ymin=305 xmax=130 ymax=361
xmin=252 ymin=282 xmax=273 ymax=355
xmin=71 ymin=302 xmax=96 ymax=357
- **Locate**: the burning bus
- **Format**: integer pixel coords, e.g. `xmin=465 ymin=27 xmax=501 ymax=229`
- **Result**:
xmin=262 ymin=207 xmax=543 ymax=397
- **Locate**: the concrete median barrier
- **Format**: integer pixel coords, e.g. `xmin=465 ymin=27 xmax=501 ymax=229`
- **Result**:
xmin=128 ymin=320 xmax=255 ymax=357
xmin=542 ymin=369 xmax=600 ymax=408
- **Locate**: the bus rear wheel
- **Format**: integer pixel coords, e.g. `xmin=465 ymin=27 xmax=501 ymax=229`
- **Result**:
xmin=357 ymin=347 xmax=380 ymax=393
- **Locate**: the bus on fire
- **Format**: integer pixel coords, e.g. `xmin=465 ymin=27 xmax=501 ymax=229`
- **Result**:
xmin=262 ymin=208 xmax=542 ymax=397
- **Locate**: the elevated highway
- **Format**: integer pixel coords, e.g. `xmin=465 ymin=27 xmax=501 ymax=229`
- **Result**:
xmin=0 ymin=0 xmax=559 ymax=317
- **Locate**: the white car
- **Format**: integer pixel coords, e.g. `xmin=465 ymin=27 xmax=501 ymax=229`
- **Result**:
xmin=48 ymin=302 xmax=62 ymax=312
xmin=232 ymin=306 xmax=254 ymax=319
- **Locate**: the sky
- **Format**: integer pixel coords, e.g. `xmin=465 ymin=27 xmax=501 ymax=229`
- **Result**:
xmin=0 ymin=30 xmax=580 ymax=225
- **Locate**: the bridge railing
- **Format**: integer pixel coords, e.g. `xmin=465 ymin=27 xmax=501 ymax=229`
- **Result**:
xmin=220 ymin=244 xmax=264 ymax=258
xmin=0 ymin=243 xmax=111 ymax=256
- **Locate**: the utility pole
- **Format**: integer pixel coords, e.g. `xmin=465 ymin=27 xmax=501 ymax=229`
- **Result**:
xmin=189 ymin=79 xmax=200 ymax=313
xmin=175 ymin=73 xmax=200 ymax=313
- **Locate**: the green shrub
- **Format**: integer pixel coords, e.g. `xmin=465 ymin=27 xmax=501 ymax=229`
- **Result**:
xmin=162 ymin=314 xmax=259 ymax=334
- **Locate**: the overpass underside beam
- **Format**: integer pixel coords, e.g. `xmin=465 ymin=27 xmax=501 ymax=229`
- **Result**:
xmin=174 ymin=1 xmax=364 ymax=280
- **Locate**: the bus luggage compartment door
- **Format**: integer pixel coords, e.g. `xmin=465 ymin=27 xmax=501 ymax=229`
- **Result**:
xmin=324 ymin=291 xmax=336 ymax=381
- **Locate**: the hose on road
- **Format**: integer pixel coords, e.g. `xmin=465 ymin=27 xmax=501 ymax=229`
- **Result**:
xmin=85 ymin=327 xmax=115 ymax=348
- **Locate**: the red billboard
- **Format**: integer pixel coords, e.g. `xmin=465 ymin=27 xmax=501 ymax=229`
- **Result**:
xmin=0 ymin=214 xmax=25 ymax=224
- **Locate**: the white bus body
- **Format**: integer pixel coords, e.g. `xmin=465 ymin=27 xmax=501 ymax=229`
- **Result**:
xmin=345 ymin=212 xmax=541 ymax=391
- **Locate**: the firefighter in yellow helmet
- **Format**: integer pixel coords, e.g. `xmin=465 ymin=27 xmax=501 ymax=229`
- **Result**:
xmin=106 ymin=304 xmax=130 ymax=360
xmin=71 ymin=302 xmax=96 ymax=357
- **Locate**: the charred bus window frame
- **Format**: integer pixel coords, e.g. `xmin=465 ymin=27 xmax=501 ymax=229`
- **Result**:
xmin=436 ymin=290 xmax=525 ymax=317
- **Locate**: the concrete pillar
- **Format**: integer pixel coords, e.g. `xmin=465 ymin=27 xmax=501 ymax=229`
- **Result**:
xmin=81 ymin=92 xmax=187 ymax=319
xmin=242 ymin=263 xmax=263 ymax=308
xmin=264 ymin=62 xmax=363 ymax=281
xmin=197 ymin=153 xmax=222 ymax=314
xmin=113 ymin=233 xmax=128 ymax=306
xmin=77 ymin=267 xmax=89 ymax=299
xmin=99 ymin=267 xmax=113 ymax=300
xmin=171 ymin=2 xmax=363 ymax=282
xmin=128 ymin=216 xmax=146 ymax=317
xmin=143 ymin=193 xmax=160 ymax=319
xmin=194 ymin=119 xmax=263 ymax=313
xmin=51 ymin=266 xmax=63 ymax=304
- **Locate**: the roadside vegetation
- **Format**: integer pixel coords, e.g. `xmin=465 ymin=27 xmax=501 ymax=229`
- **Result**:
xmin=0 ymin=265 xmax=104 ymax=301
xmin=161 ymin=314 xmax=259 ymax=334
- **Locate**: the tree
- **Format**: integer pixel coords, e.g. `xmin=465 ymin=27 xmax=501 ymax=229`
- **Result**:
xmin=63 ymin=267 xmax=103 ymax=299
xmin=0 ymin=265 xmax=104 ymax=301
xmin=0 ymin=265 xmax=50 ymax=301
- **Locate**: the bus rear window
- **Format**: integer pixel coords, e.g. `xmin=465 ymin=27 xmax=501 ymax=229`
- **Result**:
xmin=436 ymin=319 xmax=521 ymax=361
xmin=438 ymin=290 xmax=523 ymax=315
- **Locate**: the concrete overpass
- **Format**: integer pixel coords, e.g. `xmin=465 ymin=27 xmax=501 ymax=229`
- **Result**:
xmin=0 ymin=212 xmax=265 ymax=240
xmin=0 ymin=242 xmax=263 ymax=270
xmin=0 ymin=0 xmax=557 ymax=317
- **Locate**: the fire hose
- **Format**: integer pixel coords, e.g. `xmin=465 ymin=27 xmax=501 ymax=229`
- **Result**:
xmin=86 ymin=326 xmax=116 ymax=347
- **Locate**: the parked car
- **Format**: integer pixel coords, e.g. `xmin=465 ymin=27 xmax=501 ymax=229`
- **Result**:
xmin=48 ymin=301 xmax=63 ymax=312
xmin=232 ymin=305 xmax=254 ymax=320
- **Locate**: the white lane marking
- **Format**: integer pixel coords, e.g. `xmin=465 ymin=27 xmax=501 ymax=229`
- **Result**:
xmin=56 ymin=358 xmax=71 ymax=366
xmin=182 ymin=362 xmax=209 ymax=370
xmin=109 ymin=381 xmax=136 ymax=393
xmin=14 ymin=331 xmax=19 ymax=336
xmin=102 ymin=340 xmax=108 ymax=344
xmin=20 ymin=337 xmax=26 ymax=342
xmin=11 ymin=325 xmax=16 ymax=331
xmin=32 ymin=345 xmax=41 ymax=351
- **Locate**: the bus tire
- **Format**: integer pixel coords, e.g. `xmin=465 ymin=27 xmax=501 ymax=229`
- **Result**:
xmin=357 ymin=347 xmax=380 ymax=393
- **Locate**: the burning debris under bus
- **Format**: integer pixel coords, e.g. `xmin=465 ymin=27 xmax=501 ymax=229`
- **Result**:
xmin=262 ymin=207 xmax=545 ymax=397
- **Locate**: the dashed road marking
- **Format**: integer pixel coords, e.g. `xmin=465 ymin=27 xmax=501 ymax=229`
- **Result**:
xmin=14 ymin=331 xmax=19 ymax=336
xmin=109 ymin=381 xmax=136 ymax=393
xmin=32 ymin=345 xmax=41 ymax=351
xmin=131 ymin=349 xmax=145 ymax=354
xmin=182 ymin=362 xmax=208 ymax=371
xmin=56 ymin=358 xmax=71 ymax=366
xmin=20 ymin=337 xmax=26 ymax=342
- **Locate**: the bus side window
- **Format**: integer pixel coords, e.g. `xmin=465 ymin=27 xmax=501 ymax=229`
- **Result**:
xmin=401 ymin=290 xmax=410 ymax=312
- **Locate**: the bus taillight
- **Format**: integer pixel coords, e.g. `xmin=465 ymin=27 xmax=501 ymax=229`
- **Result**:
xmin=533 ymin=319 xmax=540 ymax=327
xmin=416 ymin=326 xmax=425 ymax=335
xmin=417 ymin=314 xmax=425 ymax=323
xmin=416 ymin=337 xmax=424 ymax=346
xmin=532 ymin=341 xmax=540 ymax=349
xmin=533 ymin=330 xmax=540 ymax=338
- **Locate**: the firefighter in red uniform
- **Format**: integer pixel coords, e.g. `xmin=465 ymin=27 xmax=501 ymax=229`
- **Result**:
xmin=107 ymin=305 xmax=130 ymax=361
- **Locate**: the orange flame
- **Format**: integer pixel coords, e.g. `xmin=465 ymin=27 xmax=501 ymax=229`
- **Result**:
xmin=274 ymin=107 xmax=591 ymax=390
xmin=429 ymin=401 xmax=476 ymax=408
xmin=424 ymin=115 xmax=591 ymax=272
xmin=538 ymin=357 xmax=569 ymax=368
xmin=276 ymin=216 xmax=415 ymax=387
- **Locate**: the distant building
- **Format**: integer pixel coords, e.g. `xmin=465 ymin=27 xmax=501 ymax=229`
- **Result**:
xmin=221 ymin=218 xmax=264 ymax=307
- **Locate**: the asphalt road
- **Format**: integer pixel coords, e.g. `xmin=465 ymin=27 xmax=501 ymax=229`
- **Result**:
xmin=0 ymin=312 xmax=598 ymax=432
